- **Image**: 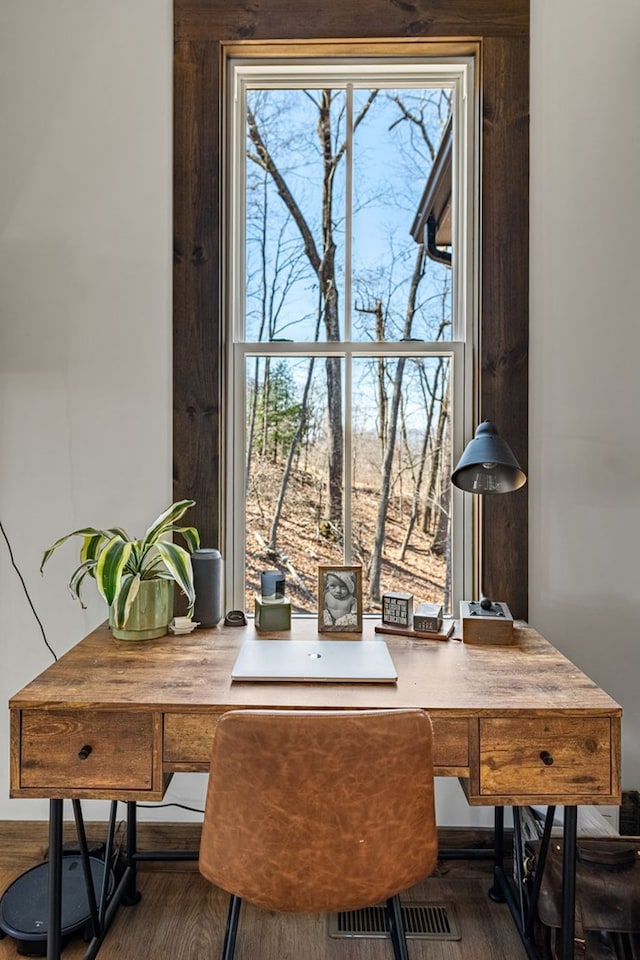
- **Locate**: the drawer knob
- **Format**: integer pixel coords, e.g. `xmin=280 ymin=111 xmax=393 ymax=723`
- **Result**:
xmin=78 ymin=745 xmax=93 ymax=760
xmin=540 ymin=750 xmax=554 ymax=766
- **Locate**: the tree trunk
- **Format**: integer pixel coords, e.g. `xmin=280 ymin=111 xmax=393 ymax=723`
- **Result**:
xmin=375 ymin=302 xmax=386 ymax=454
xmin=268 ymin=358 xmax=316 ymax=552
xmin=398 ymin=367 xmax=434 ymax=560
xmin=368 ymin=357 xmax=406 ymax=601
xmin=261 ymin=357 xmax=271 ymax=459
xmin=318 ymin=91 xmax=343 ymax=529
xmin=368 ymin=245 xmax=426 ymax=601
xmin=431 ymin=388 xmax=450 ymax=556
xmin=246 ymin=172 xmax=271 ymax=487
xmin=245 ymin=358 xmax=260 ymax=490
xmin=246 ymin=92 xmax=378 ymax=541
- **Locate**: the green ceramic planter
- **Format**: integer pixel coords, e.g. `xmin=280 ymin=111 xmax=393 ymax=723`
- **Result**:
xmin=110 ymin=579 xmax=174 ymax=641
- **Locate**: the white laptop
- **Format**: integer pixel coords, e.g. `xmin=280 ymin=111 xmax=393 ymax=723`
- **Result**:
xmin=231 ymin=638 xmax=397 ymax=684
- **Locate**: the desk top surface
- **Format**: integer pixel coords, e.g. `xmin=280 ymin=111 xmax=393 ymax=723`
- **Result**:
xmin=10 ymin=620 xmax=622 ymax=718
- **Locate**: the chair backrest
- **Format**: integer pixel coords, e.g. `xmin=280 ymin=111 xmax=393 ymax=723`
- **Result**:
xmin=199 ymin=708 xmax=438 ymax=913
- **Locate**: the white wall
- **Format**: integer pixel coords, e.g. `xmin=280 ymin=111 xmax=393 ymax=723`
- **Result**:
xmin=0 ymin=0 xmax=177 ymax=820
xmin=529 ymin=0 xmax=640 ymax=794
xmin=1 ymin=0 xmax=639 ymax=824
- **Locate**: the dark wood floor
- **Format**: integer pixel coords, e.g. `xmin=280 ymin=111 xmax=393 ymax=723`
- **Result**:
xmin=0 ymin=823 xmax=530 ymax=960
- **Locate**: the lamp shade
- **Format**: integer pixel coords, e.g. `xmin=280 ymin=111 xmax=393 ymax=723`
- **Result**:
xmin=451 ymin=421 xmax=526 ymax=494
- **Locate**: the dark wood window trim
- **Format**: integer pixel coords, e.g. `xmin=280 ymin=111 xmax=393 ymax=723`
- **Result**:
xmin=173 ymin=1 xmax=529 ymax=618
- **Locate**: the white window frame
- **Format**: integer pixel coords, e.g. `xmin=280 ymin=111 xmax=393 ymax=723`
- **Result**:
xmin=223 ymin=53 xmax=478 ymax=615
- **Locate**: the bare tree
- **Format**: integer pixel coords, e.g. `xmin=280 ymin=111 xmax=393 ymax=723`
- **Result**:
xmin=245 ymin=172 xmax=310 ymax=488
xmin=430 ymin=391 xmax=451 ymax=556
xmin=398 ymin=355 xmax=444 ymax=561
xmin=267 ymin=358 xmax=316 ymax=553
xmin=243 ymin=84 xmax=453 ymax=612
xmin=398 ymin=279 xmax=451 ymax=560
xmin=266 ymin=291 xmax=324 ymax=554
xmin=246 ymin=90 xmax=378 ymax=529
xmin=356 ymin=299 xmax=387 ymax=453
xmin=422 ymin=383 xmax=450 ymax=556
xmin=368 ymin=243 xmax=426 ymax=601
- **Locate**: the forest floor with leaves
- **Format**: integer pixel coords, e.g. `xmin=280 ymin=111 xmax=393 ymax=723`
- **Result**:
xmin=245 ymin=463 xmax=447 ymax=615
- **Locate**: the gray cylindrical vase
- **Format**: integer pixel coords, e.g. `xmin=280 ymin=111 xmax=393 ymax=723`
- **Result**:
xmin=192 ymin=548 xmax=223 ymax=626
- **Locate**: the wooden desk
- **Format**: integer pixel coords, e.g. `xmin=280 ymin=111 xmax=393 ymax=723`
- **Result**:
xmin=10 ymin=620 xmax=621 ymax=806
xmin=8 ymin=620 xmax=622 ymax=959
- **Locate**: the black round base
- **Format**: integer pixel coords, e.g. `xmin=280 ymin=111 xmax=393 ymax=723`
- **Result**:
xmin=0 ymin=855 xmax=114 ymax=954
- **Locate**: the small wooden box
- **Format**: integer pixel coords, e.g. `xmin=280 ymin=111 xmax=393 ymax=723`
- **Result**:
xmin=460 ymin=600 xmax=515 ymax=644
xmin=381 ymin=592 xmax=413 ymax=628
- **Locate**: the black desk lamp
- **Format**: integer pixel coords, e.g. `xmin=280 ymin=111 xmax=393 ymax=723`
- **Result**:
xmin=451 ymin=421 xmax=526 ymax=641
xmin=451 ymin=420 xmax=526 ymax=494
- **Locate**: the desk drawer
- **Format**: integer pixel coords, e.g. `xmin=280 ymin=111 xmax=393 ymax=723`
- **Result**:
xmin=20 ymin=710 xmax=154 ymax=790
xmin=164 ymin=713 xmax=220 ymax=764
xmin=432 ymin=718 xmax=468 ymax=769
xmin=163 ymin=713 xmax=469 ymax=769
xmin=478 ymin=717 xmax=613 ymax=799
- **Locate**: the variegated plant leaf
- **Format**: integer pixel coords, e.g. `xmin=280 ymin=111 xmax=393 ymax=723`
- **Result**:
xmin=104 ymin=526 xmax=132 ymax=542
xmin=67 ymin=559 xmax=98 ymax=607
xmin=126 ymin=539 xmax=143 ymax=572
xmin=79 ymin=534 xmax=108 ymax=577
xmin=154 ymin=541 xmax=195 ymax=615
xmin=94 ymin=537 xmax=133 ymax=607
xmin=40 ymin=527 xmax=108 ymax=574
xmin=141 ymin=500 xmax=195 ymax=552
xmin=110 ymin=573 xmax=141 ymax=629
xmin=164 ymin=525 xmax=200 ymax=553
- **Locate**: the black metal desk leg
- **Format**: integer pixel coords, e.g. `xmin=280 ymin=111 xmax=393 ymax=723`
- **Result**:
xmin=560 ymin=805 xmax=578 ymax=960
xmin=47 ymin=799 xmax=63 ymax=960
xmin=124 ymin=801 xmax=141 ymax=905
xmin=488 ymin=805 xmax=506 ymax=902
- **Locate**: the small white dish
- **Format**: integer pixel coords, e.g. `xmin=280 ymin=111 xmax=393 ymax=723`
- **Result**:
xmin=169 ymin=617 xmax=200 ymax=635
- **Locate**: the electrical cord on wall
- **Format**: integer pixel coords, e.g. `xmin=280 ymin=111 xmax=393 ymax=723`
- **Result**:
xmin=1 ymin=518 xmax=57 ymax=661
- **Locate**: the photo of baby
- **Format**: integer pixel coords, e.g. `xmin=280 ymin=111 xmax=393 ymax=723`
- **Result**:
xmin=318 ymin=566 xmax=363 ymax=633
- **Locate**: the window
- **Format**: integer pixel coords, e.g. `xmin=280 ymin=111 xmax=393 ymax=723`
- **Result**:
xmin=173 ymin=4 xmax=529 ymax=619
xmin=225 ymin=55 xmax=476 ymax=615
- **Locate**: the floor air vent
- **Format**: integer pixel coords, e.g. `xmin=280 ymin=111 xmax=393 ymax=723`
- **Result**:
xmin=329 ymin=902 xmax=461 ymax=941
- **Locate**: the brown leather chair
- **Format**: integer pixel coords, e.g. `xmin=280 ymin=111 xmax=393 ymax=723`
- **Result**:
xmin=199 ymin=708 xmax=438 ymax=960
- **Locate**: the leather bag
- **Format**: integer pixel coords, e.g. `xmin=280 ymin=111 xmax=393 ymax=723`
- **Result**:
xmin=528 ymin=837 xmax=640 ymax=935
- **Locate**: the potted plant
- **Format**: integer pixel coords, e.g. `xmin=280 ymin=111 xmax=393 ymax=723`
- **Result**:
xmin=41 ymin=500 xmax=200 ymax=640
